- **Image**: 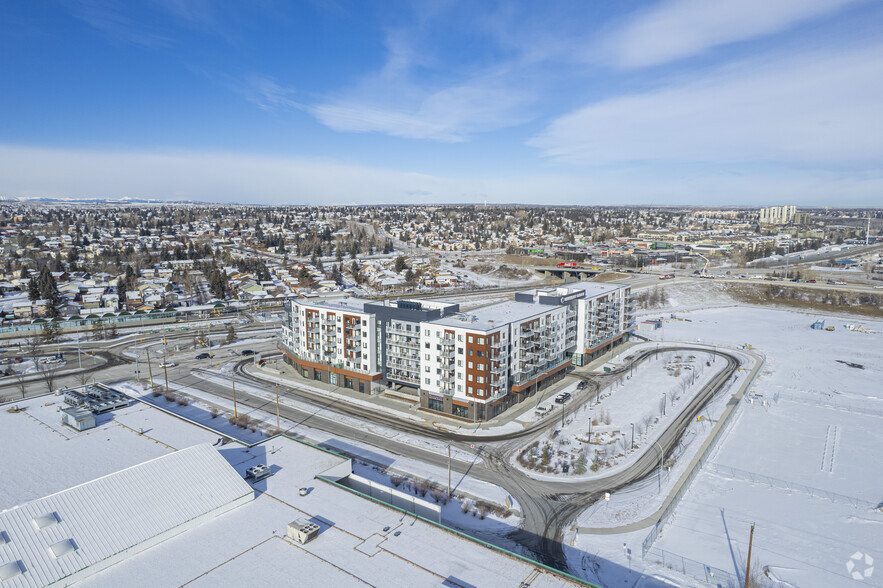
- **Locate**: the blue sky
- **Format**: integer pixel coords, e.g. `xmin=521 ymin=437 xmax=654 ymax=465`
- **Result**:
xmin=1 ymin=0 xmax=881 ymax=205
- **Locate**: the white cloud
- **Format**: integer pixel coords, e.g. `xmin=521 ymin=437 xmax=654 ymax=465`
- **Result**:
xmin=1 ymin=144 xmax=880 ymax=206
xmin=604 ymin=0 xmax=859 ymax=68
xmin=312 ymin=77 xmax=532 ymax=142
xmin=529 ymin=43 xmax=883 ymax=168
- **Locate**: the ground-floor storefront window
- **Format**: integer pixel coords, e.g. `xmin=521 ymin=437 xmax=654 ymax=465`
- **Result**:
xmin=427 ymin=397 xmax=444 ymax=412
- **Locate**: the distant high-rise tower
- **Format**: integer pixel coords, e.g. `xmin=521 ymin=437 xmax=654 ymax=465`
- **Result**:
xmin=759 ymin=205 xmax=796 ymax=225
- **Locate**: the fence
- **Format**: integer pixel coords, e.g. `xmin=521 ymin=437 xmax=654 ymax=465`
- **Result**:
xmin=708 ymin=463 xmax=877 ymax=509
xmin=641 ymin=375 xmax=745 ymax=558
xmin=643 ymin=547 xmax=739 ymax=587
xmin=774 ymin=391 xmax=883 ymax=417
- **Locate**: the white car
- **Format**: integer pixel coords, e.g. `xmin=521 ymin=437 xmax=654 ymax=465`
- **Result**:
xmin=159 ymin=362 xmax=176 ymax=368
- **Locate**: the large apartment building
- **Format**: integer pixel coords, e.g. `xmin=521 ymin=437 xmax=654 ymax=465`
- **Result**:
xmin=759 ymin=205 xmax=797 ymax=225
xmin=279 ymin=281 xmax=633 ymax=421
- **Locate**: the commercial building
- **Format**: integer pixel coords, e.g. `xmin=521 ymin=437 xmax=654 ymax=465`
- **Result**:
xmin=279 ymin=281 xmax=633 ymax=421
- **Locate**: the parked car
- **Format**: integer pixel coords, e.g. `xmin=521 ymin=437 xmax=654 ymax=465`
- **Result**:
xmin=555 ymin=392 xmax=572 ymax=404
xmin=535 ymin=405 xmax=554 ymax=416
xmin=195 ymin=352 xmax=212 ymax=360
xmin=240 ymin=349 xmax=256 ymax=356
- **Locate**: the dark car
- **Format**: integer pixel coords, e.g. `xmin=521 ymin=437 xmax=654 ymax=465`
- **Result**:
xmin=577 ymin=380 xmax=589 ymax=390
xmin=195 ymin=352 xmax=212 ymax=360
xmin=555 ymin=392 xmax=572 ymax=404
xmin=240 ymin=349 xmax=256 ymax=356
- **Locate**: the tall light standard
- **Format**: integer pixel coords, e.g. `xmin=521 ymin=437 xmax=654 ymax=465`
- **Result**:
xmin=653 ymin=441 xmax=664 ymax=494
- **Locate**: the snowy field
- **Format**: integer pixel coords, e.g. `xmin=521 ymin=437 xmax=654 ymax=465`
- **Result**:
xmin=568 ymin=305 xmax=883 ymax=588
xmin=514 ymin=348 xmax=732 ymax=480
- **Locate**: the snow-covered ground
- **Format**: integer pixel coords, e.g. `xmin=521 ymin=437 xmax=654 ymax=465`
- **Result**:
xmin=513 ymin=347 xmax=733 ymax=480
xmin=567 ymin=305 xmax=883 ymax=588
xmin=352 ymin=461 xmax=520 ymax=534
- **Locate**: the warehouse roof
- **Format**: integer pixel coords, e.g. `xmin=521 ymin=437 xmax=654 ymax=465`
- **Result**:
xmin=0 ymin=444 xmax=253 ymax=587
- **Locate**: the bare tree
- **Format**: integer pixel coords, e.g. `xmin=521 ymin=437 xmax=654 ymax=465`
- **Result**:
xmin=35 ymin=360 xmax=59 ymax=395
xmin=14 ymin=369 xmax=30 ymax=400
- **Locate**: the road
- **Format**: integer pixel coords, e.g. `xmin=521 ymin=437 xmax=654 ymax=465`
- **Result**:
xmin=3 ymin=311 xmax=745 ymax=576
xmin=186 ymin=343 xmax=741 ymax=572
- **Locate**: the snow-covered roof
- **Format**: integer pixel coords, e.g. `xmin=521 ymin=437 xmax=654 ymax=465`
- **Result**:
xmin=0 ymin=443 xmax=253 ymax=587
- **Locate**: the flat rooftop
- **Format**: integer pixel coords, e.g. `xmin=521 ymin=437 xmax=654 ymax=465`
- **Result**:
xmin=522 ymin=281 xmax=625 ymax=300
xmin=0 ymin=395 xmax=583 ymax=588
xmin=429 ymin=300 xmax=550 ymax=331
xmin=295 ymin=296 xmax=372 ymax=314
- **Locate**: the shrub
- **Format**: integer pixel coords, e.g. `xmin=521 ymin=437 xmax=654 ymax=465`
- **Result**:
xmin=163 ymin=391 xmax=176 ymax=403
xmin=210 ymin=407 xmax=219 ymax=419
xmin=175 ymin=395 xmax=189 ymax=406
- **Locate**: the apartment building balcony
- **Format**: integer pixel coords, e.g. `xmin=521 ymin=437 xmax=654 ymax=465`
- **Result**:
xmin=386 ymin=338 xmax=419 ymax=349
xmin=386 ymin=324 xmax=417 ymax=337
xmin=388 ymin=372 xmax=420 ymax=385
xmin=441 ymin=336 xmax=455 ymax=345
xmin=439 ymin=349 xmax=455 ymax=359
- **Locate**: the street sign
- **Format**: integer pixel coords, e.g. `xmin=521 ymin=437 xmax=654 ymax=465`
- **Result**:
xmin=605 ymin=492 xmax=610 ymax=501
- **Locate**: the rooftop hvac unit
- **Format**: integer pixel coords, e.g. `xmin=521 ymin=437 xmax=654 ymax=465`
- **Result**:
xmin=245 ymin=464 xmax=273 ymax=482
xmin=287 ymin=519 xmax=320 ymax=544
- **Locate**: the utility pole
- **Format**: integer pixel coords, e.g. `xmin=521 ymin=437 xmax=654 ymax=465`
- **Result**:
xmin=162 ymin=353 xmax=169 ymax=393
xmin=146 ymin=348 xmax=154 ymax=388
xmin=744 ymin=522 xmax=755 ymax=588
xmin=231 ymin=372 xmax=238 ymax=419
xmin=630 ymin=422 xmax=634 ymax=451
xmin=447 ymin=440 xmax=452 ymax=496
xmin=275 ymin=382 xmax=280 ymax=431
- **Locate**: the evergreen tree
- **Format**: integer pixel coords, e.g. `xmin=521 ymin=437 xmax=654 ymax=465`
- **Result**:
xmin=28 ymin=278 xmax=40 ymax=302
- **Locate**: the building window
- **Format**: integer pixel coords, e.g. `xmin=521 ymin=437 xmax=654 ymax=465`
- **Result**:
xmin=477 ymin=363 xmax=484 ymax=371
xmin=425 ymin=354 xmax=430 ymax=360
xmin=467 ymin=336 xmax=473 ymax=343
xmin=477 ymin=350 xmax=484 ymax=358
xmin=428 ymin=397 xmax=444 ymax=412
xmin=425 ymin=343 xmax=430 ymax=348
xmin=457 ymin=384 xmax=462 ymax=392
xmin=477 ymin=376 xmax=484 ymax=384
xmin=477 ymin=337 xmax=484 ymax=345
xmin=425 ymin=329 xmax=430 ymax=336
xmin=467 ymin=386 xmax=473 ymax=393
xmin=467 ymin=361 xmax=473 ymax=369
xmin=452 ymin=405 xmax=469 ymax=418
xmin=457 ymin=360 xmax=463 ymax=367
xmin=458 ymin=348 xmax=464 ymax=355
xmin=458 ymin=334 xmax=463 ymax=342
xmin=425 ymin=377 xmax=431 ymax=385
xmin=467 ymin=374 xmax=473 ymax=381
xmin=468 ymin=349 xmax=473 ymax=356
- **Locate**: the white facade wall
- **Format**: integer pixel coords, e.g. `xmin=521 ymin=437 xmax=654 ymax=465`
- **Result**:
xmin=282 ymin=301 xmax=379 ymax=376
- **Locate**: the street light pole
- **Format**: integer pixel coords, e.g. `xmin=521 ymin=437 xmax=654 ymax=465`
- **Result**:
xmin=231 ymin=372 xmax=238 ymax=419
xmin=447 ymin=440 xmax=452 ymax=496
xmin=630 ymin=422 xmax=634 ymax=451
xmin=653 ymin=441 xmax=664 ymax=494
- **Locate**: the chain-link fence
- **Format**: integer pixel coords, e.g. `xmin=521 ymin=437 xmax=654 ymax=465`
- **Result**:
xmin=644 ymin=547 xmax=739 ymax=587
xmin=708 ymin=463 xmax=877 ymax=509
xmin=774 ymin=391 xmax=883 ymax=417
